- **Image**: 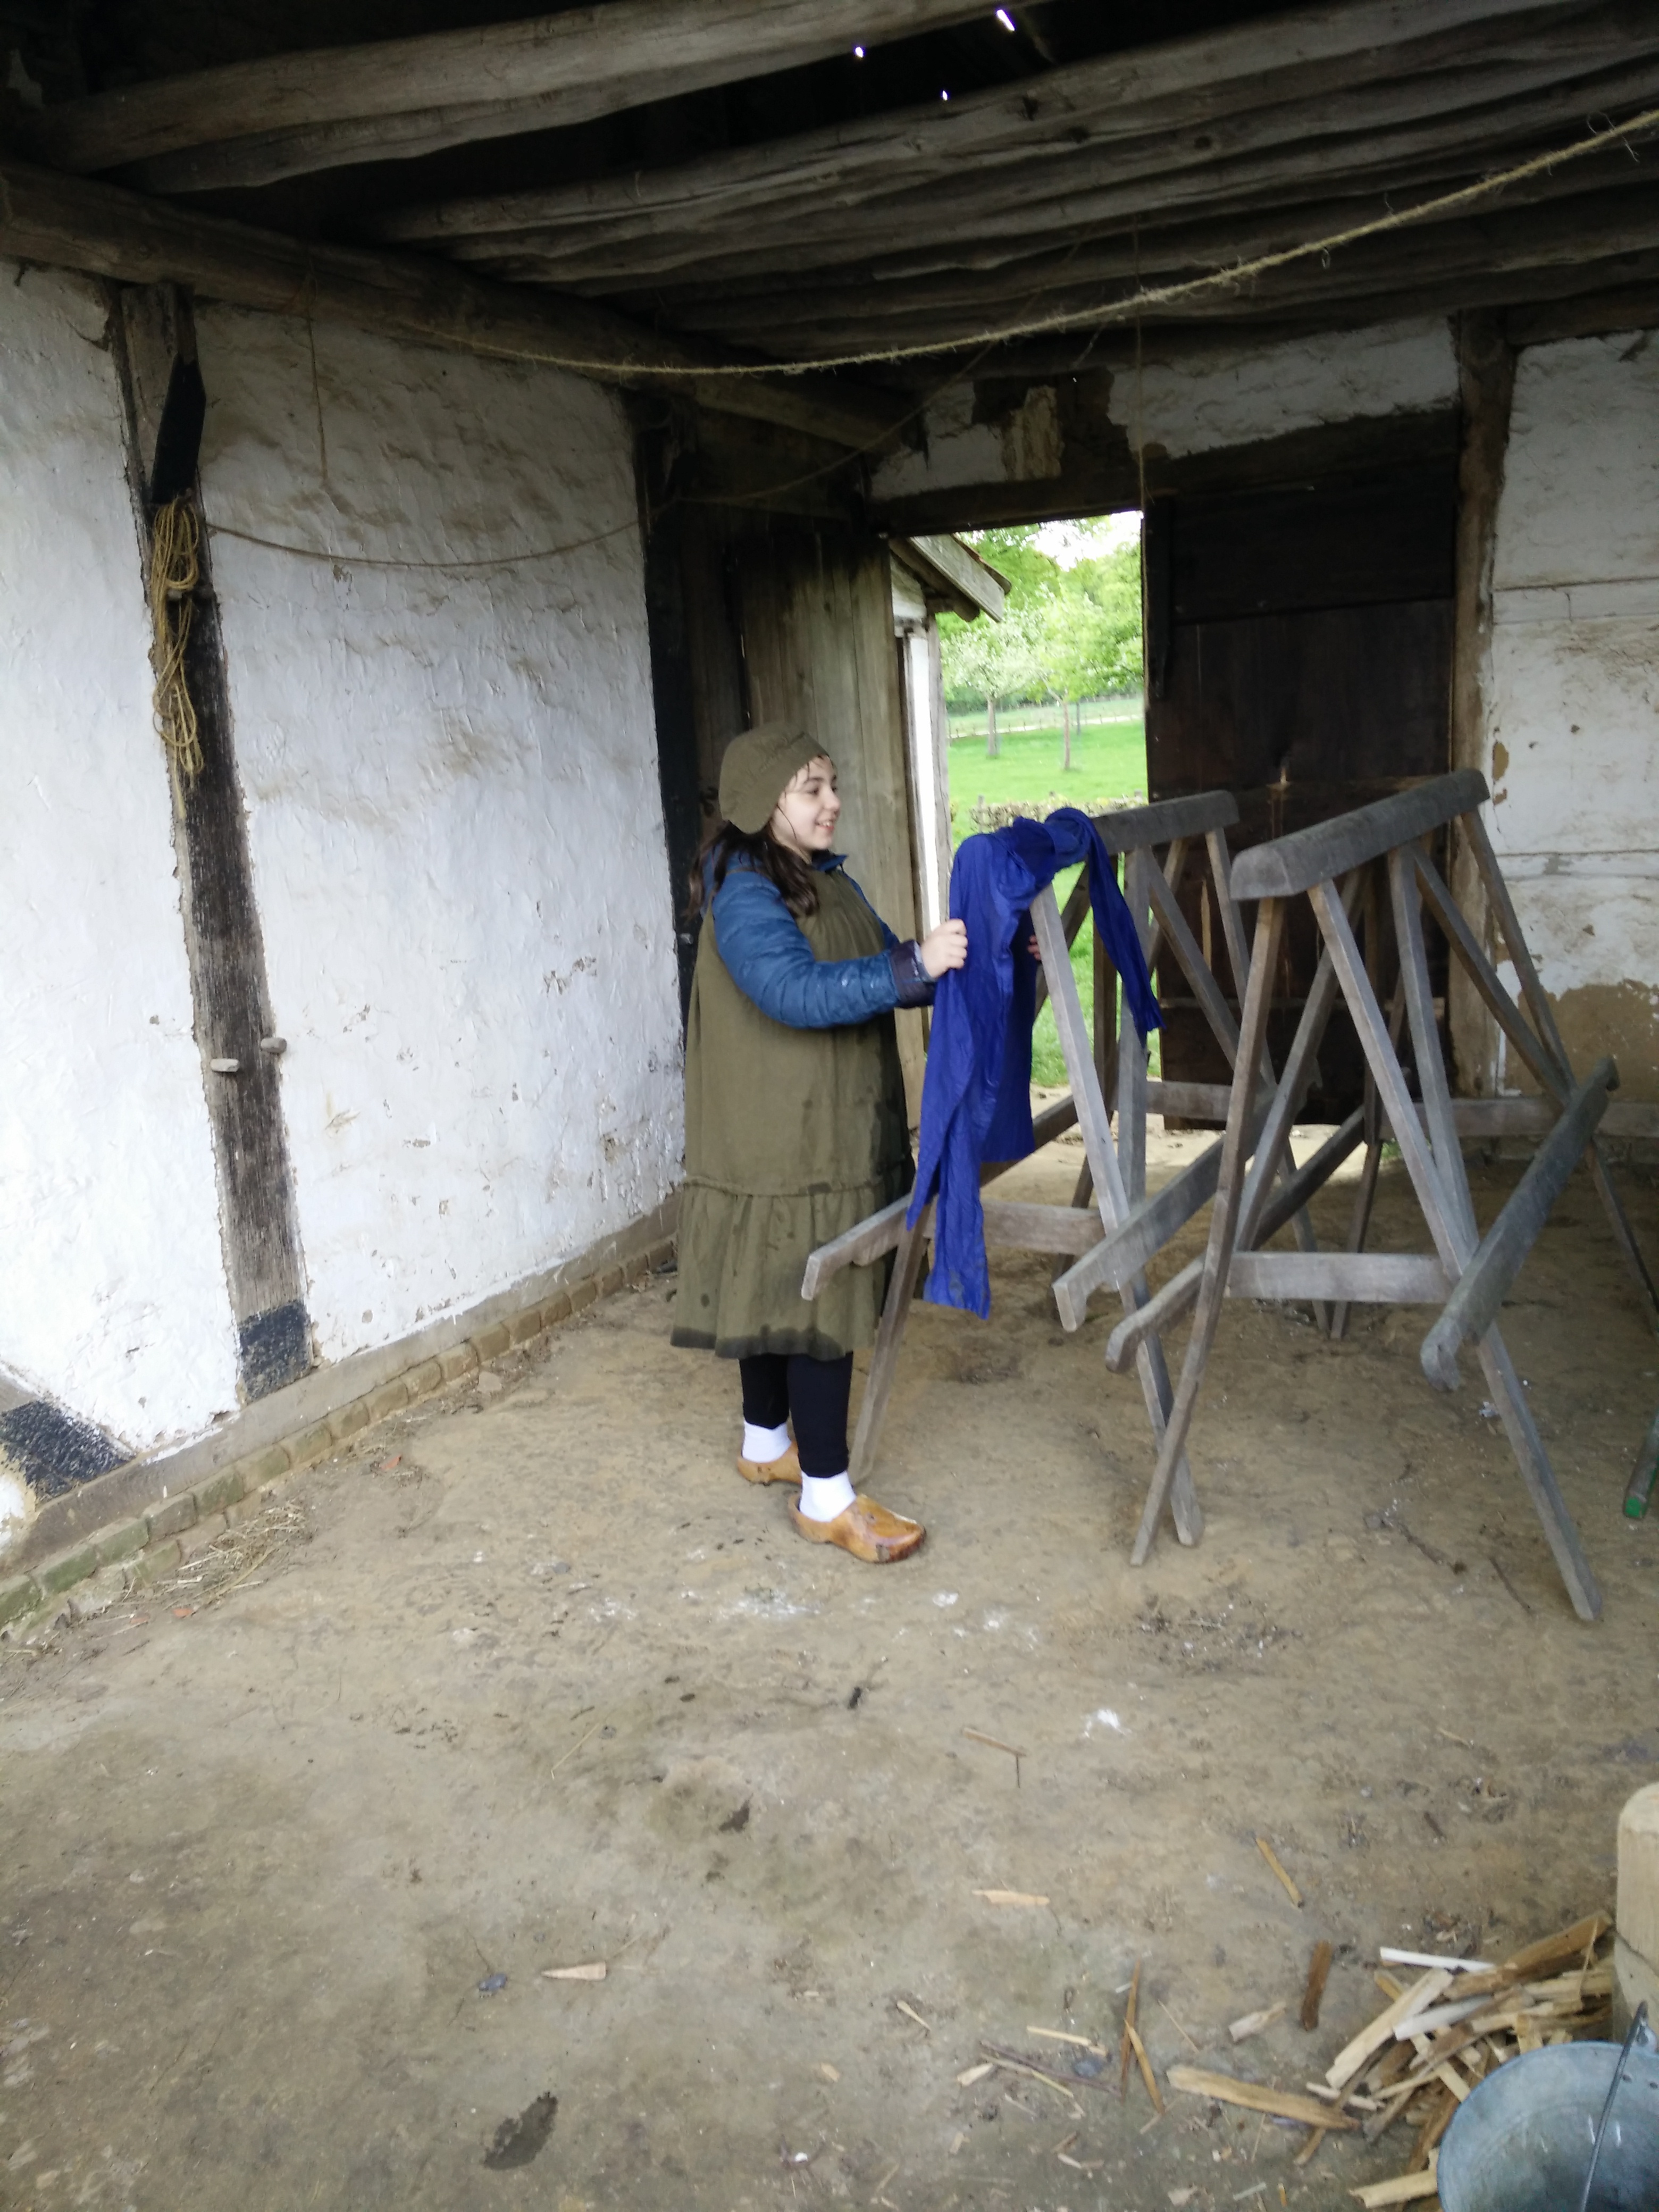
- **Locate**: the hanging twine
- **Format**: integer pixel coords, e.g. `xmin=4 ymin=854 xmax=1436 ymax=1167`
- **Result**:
xmin=149 ymin=495 xmax=203 ymax=791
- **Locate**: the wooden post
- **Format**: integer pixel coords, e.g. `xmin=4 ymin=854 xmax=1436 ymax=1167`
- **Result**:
xmin=109 ymin=287 xmax=314 ymax=1401
xmin=1448 ymin=311 xmax=1515 ymax=1099
xmin=1421 ymin=1056 xmax=1615 ymax=1389
xmin=848 ymin=1221 xmax=929 ymax=1488
xmin=1311 ymin=874 xmax=1601 ymax=1621
xmin=1132 ymin=896 xmax=1284 ymax=1564
xmin=1032 ymin=883 xmax=1202 ymax=1545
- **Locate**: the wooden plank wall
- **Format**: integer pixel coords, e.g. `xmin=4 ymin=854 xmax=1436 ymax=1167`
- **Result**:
xmin=639 ymin=483 xmax=926 ymax=1112
xmin=731 ymin=515 xmax=927 ymax=1115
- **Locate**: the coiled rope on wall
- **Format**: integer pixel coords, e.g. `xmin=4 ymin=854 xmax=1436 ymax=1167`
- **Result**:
xmin=149 ymin=495 xmax=203 ymax=794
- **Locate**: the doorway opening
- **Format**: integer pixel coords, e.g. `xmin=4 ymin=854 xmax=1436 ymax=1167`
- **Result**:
xmin=938 ymin=513 xmax=1146 ymax=1083
xmin=936 ymin=435 xmax=1459 ymax=1115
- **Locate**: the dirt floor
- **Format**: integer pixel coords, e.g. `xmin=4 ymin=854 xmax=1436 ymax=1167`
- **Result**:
xmin=3 ymin=1124 xmax=1658 ymax=2212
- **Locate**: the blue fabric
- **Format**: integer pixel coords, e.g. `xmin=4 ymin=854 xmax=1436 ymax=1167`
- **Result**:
xmin=907 ymin=807 xmax=1161 ymax=1317
xmin=709 ymin=854 xmax=933 ymax=1028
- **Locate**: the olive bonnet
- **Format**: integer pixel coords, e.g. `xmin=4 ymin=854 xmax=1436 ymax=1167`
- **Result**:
xmin=717 ymin=724 xmax=828 ymax=836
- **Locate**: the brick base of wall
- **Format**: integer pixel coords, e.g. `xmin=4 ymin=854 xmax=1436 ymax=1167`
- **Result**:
xmin=0 ymin=1233 xmax=675 ymax=1634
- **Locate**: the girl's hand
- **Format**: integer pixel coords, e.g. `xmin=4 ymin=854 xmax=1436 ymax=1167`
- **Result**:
xmin=919 ymin=919 xmax=968 ymax=978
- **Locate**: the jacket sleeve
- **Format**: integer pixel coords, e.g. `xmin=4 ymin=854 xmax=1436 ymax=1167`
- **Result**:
xmin=712 ymin=870 xmax=921 ymax=1029
xmin=840 ymin=869 xmax=936 ymax=1009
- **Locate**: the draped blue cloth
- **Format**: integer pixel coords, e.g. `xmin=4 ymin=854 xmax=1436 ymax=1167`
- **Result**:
xmin=906 ymin=808 xmax=1161 ymax=1317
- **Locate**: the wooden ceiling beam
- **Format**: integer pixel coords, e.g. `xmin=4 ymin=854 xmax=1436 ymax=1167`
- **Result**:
xmin=1505 ymin=274 xmax=1659 ymax=340
xmin=417 ymin=8 xmax=1654 ymax=274
xmin=868 ymin=408 xmax=1467 ymax=535
xmin=658 ymin=187 xmax=1659 ymax=357
xmin=0 ymin=160 xmax=910 ymax=450
xmin=608 ymin=136 xmax=1641 ymax=334
xmin=456 ymin=50 xmax=1659 ymax=295
xmin=116 ymin=68 xmax=695 ymax=197
xmin=373 ymin=0 xmax=1594 ymax=246
xmin=31 ymin=0 xmax=991 ymax=187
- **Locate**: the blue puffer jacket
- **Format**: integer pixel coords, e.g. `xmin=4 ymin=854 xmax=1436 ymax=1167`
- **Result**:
xmin=709 ymin=853 xmax=935 ymax=1028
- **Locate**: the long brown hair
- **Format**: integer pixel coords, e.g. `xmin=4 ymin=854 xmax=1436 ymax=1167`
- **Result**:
xmin=686 ymin=817 xmax=820 ymax=923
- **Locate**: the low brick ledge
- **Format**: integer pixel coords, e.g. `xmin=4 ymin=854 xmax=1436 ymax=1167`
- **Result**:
xmin=0 ymin=1235 xmax=675 ymax=1634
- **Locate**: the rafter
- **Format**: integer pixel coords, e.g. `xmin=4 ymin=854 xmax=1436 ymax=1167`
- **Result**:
xmin=589 ymin=124 xmax=1644 ymax=330
xmin=643 ymin=189 xmax=1659 ymax=362
xmin=0 ymin=160 xmax=909 ymax=450
xmin=372 ymin=0 xmax=1598 ymax=248
xmin=31 ymin=0 xmax=991 ymax=188
xmin=449 ymin=49 xmax=1659 ymax=297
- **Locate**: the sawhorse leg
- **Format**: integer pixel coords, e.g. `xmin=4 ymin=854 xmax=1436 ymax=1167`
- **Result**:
xmin=1033 ymin=883 xmax=1202 ymax=1546
xmin=848 ymin=1219 xmax=928 ymax=1488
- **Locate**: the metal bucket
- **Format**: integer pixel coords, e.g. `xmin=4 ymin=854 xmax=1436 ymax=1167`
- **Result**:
xmin=1437 ymin=2040 xmax=1659 ymax=2212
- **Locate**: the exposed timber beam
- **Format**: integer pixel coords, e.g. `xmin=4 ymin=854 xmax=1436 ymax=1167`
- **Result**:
xmin=372 ymin=0 xmax=1593 ymax=246
xmin=408 ymin=15 xmax=1659 ymax=281
xmin=32 ymin=2 xmax=993 ymax=188
xmin=614 ymin=180 xmax=1659 ymax=359
xmin=116 ymin=68 xmax=693 ymax=197
xmin=632 ymin=147 xmax=1643 ymax=327
xmin=472 ymin=80 xmax=1658 ymax=300
xmin=642 ymin=245 xmax=1659 ymax=366
xmin=653 ymin=251 xmax=1659 ymax=363
xmin=868 ymin=408 xmax=1463 ymax=536
xmin=1506 ymin=275 xmax=1659 ymax=340
xmin=0 ymin=161 xmax=909 ymax=450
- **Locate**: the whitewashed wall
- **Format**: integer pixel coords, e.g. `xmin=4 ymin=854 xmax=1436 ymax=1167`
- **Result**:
xmin=1484 ymin=331 xmax=1659 ymax=1098
xmin=870 ymin=317 xmax=1456 ymax=502
xmin=0 ymin=265 xmax=240 ymax=1452
xmin=195 ymin=309 xmax=683 ymax=1363
xmin=1114 ymin=317 xmax=1456 ymax=460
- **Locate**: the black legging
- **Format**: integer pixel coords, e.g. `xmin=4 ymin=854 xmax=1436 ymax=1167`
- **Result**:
xmin=739 ymin=1353 xmax=854 ymax=1478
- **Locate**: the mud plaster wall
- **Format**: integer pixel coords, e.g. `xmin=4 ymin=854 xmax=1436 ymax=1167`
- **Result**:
xmin=1485 ymin=331 xmax=1659 ymax=1099
xmin=0 ymin=263 xmax=241 ymax=1451
xmin=868 ymin=317 xmax=1456 ymax=500
xmin=1110 ymin=315 xmax=1455 ymax=459
xmin=194 ymin=307 xmax=684 ymax=1365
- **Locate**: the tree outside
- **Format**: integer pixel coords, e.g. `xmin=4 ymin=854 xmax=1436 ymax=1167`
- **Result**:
xmin=936 ymin=516 xmax=1150 ymax=1084
xmin=938 ymin=520 xmax=1143 ymax=760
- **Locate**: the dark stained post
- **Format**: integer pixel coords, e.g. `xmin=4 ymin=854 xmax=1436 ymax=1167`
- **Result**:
xmin=109 ymin=283 xmax=313 ymax=1399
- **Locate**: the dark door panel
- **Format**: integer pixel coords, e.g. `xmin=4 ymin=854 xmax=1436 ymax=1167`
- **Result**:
xmin=1145 ymin=465 xmax=1456 ymax=1127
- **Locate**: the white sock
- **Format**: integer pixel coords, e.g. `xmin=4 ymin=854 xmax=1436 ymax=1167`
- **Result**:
xmin=742 ymin=1421 xmax=791 ymax=1463
xmin=799 ymin=1471 xmax=856 ymax=1522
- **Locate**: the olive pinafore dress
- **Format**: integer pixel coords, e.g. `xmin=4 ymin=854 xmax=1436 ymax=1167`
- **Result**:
xmin=672 ymin=863 xmax=912 ymax=1361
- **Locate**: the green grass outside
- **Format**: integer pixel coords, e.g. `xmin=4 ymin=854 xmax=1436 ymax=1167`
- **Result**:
xmin=946 ymin=713 xmax=1147 ymax=830
xmin=945 ymin=714 xmax=1151 ymax=1085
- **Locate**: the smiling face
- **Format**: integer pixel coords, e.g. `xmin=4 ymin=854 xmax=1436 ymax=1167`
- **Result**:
xmin=767 ymin=755 xmax=841 ymax=858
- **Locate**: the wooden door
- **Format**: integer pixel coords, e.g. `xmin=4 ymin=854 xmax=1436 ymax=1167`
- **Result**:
xmin=731 ymin=516 xmax=926 ymax=1115
xmin=639 ymin=491 xmax=925 ymax=1110
xmin=1144 ymin=462 xmax=1457 ymax=1122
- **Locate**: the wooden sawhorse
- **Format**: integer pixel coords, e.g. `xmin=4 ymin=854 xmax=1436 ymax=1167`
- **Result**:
xmin=802 ymin=789 xmax=1332 ymax=1539
xmin=1129 ymin=768 xmax=1655 ymax=1621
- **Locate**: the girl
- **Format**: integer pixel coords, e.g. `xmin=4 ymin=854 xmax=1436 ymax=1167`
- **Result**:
xmin=673 ymin=723 xmax=967 ymax=1563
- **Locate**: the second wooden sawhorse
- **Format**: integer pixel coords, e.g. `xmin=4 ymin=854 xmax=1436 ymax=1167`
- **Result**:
xmin=1126 ymin=768 xmax=1656 ymax=1621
